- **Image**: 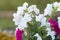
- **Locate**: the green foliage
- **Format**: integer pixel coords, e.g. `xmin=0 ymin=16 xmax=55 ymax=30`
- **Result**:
xmin=23 ymin=17 xmax=49 ymax=40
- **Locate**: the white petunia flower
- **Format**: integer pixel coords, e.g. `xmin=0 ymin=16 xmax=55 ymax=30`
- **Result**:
xmin=57 ymin=7 xmax=60 ymax=11
xmin=28 ymin=5 xmax=40 ymax=14
xmin=28 ymin=5 xmax=36 ymax=12
xmin=23 ymin=2 xmax=28 ymax=10
xmin=13 ymin=13 xmax=22 ymax=25
xmin=34 ymin=33 xmax=42 ymax=40
xmin=16 ymin=20 xmax=27 ymax=30
xmin=36 ymin=14 xmax=47 ymax=26
xmin=46 ymin=27 xmax=55 ymax=40
xmin=57 ymin=17 xmax=60 ymax=28
xmin=53 ymin=1 xmax=60 ymax=11
xmin=17 ymin=13 xmax=32 ymax=30
xmin=34 ymin=6 xmax=40 ymax=14
xmin=23 ymin=13 xmax=32 ymax=22
xmin=36 ymin=14 xmax=44 ymax=22
xmin=44 ymin=4 xmax=53 ymax=16
xmin=53 ymin=1 xmax=59 ymax=8
xmin=28 ymin=5 xmax=36 ymax=13
xmin=17 ymin=7 xmax=24 ymax=15
xmin=41 ymin=17 xmax=47 ymax=26
xmin=19 ymin=20 xmax=27 ymax=29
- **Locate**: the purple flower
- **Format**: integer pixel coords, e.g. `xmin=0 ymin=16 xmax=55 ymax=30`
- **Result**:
xmin=16 ymin=29 xmax=23 ymax=40
xmin=48 ymin=18 xmax=60 ymax=35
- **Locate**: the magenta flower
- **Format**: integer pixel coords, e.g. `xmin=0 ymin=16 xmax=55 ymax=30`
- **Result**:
xmin=48 ymin=18 xmax=60 ymax=35
xmin=16 ymin=29 xmax=23 ymax=40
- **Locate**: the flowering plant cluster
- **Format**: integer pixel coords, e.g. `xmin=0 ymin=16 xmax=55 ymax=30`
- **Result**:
xmin=13 ymin=2 xmax=60 ymax=40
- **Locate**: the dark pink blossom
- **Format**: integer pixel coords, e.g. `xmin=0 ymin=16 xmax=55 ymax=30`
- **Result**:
xmin=48 ymin=18 xmax=60 ymax=35
xmin=16 ymin=29 xmax=23 ymax=40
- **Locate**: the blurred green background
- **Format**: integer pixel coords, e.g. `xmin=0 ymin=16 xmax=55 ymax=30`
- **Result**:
xmin=0 ymin=0 xmax=60 ymax=30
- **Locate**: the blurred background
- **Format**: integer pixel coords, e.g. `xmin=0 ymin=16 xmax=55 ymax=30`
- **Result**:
xmin=0 ymin=0 xmax=60 ymax=40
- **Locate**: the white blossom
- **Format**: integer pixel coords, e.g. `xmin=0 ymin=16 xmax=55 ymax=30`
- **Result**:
xmin=44 ymin=4 xmax=53 ymax=16
xmin=17 ymin=7 xmax=24 ymax=15
xmin=53 ymin=1 xmax=59 ymax=8
xmin=28 ymin=5 xmax=36 ymax=13
xmin=23 ymin=2 xmax=28 ymax=10
xmin=36 ymin=14 xmax=47 ymax=26
xmin=28 ymin=5 xmax=40 ymax=14
xmin=23 ymin=13 xmax=32 ymax=22
xmin=53 ymin=1 xmax=60 ymax=8
xmin=34 ymin=6 xmax=40 ymax=14
xmin=36 ymin=14 xmax=44 ymax=22
xmin=53 ymin=1 xmax=60 ymax=11
xmin=57 ymin=7 xmax=60 ymax=11
xmin=16 ymin=13 xmax=32 ymax=30
xmin=57 ymin=17 xmax=60 ymax=28
xmin=34 ymin=33 xmax=42 ymax=40
xmin=46 ymin=27 xmax=55 ymax=40
xmin=41 ymin=17 xmax=47 ymax=26
xmin=19 ymin=21 xmax=27 ymax=29
xmin=13 ymin=13 xmax=22 ymax=25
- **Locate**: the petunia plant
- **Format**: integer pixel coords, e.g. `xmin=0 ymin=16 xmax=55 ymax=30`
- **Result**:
xmin=13 ymin=1 xmax=60 ymax=40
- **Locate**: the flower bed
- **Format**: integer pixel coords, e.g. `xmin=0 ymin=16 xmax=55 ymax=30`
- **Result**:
xmin=13 ymin=1 xmax=60 ymax=40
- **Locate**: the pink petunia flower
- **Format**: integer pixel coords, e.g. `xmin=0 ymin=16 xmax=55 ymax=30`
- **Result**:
xmin=48 ymin=18 xmax=60 ymax=35
xmin=16 ymin=29 xmax=23 ymax=40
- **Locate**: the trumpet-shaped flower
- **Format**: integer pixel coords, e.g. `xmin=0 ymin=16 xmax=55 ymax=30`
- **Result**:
xmin=46 ymin=27 xmax=55 ymax=40
xmin=23 ymin=13 xmax=32 ymax=22
xmin=40 ymin=17 xmax=47 ymax=26
xmin=48 ymin=18 xmax=60 ymax=35
xmin=34 ymin=6 xmax=40 ymax=14
xmin=34 ymin=33 xmax=42 ymax=40
xmin=23 ymin=2 xmax=28 ymax=10
xmin=53 ymin=1 xmax=60 ymax=11
xmin=53 ymin=1 xmax=59 ymax=8
xmin=17 ymin=7 xmax=24 ymax=15
xmin=57 ymin=7 xmax=60 ymax=11
xmin=28 ymin=5 xmax=40 ymax=14
xmin=57 ymin=17 xmax=60 ymax=28
xmin=17 ymin=13 xmax=32 ymax=30
xmin=44 ymin=4 xmax=53 ymax=16
xmin=36 ymin=14 xmax=47 ymax=26
xmin=36 ymin=14 xmax=44 ymax=22
xmin=53 ymin=1 xmax=60 ymax=8
xmin=28 ymin=5 xmax=36 ymax=13
xmin=13 ymin=13 xmax=22 ymax=25
xmin=16 ymin=28 xmax=23 ymax=40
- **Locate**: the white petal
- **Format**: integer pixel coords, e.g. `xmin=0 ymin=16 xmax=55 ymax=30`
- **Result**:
xmin=28 ymin=5 xmax=36 ymax=13
xmin=13 ymin=13 xmax=22 ymax=25
xmin=57 ymin=7 xmax=60 ymax=11
xmin=46 ymin=27 xmax=55 ymax=40
xmin=34 ymin=6 xmax=40 ymax=14
xmin=17 ymin=7 xmax=24 ymax=15
xmin=36 ymin=14 xmax=44 ymax=22
xmin=41 ymin=17 xmax=47 ymax=26
xmin=23 ymin=2 xmax=28 ymax=10
xmin=57 ymin=17 xmax=60 ymax=28
xmin=53 ymin=1 xmax=58 ymax=8
xmin=34 ymin=33 xmax=42 ymax=40
xmin=44 ymin=4 xmax=53 ymax=16
xmin=23 ymin=13 xmax=32 ymax=22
